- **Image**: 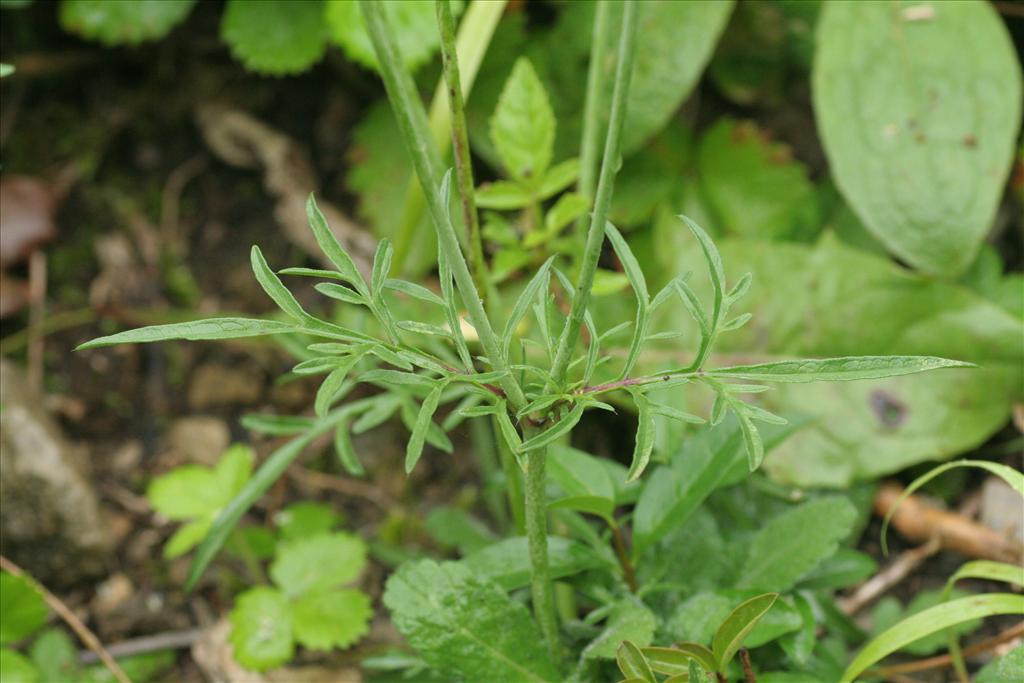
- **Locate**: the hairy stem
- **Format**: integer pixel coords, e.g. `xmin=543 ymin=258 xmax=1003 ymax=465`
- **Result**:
xmin=392 ymin=0 xmax=506 ymax=273
xmin=437 ymin=0 xmax=492 ymax=309
xmin=573 ymin=1 xmax=614 ymax=258
xmin=548 ymin=1 xmax=637 ymax=389
xmin=523 ymin=440 xmax=560 ymax=664
xmin=610 ymin=523 xmax=638 ymax=592
xmin=360 ymin=0 xmax=526 ymax=410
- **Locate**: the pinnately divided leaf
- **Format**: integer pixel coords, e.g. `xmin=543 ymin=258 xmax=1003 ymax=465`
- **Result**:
xmin=406 ymin=385 xmax=444 ymax=473
xmin=306 ymin=194 xmax=368 ymax=296
xmin=518 ymin=402 xmax=585 ymax=453
xmin=708 ymin=356 xmax=974 ymax=383
xmin=626 ymin=391 xmax=656 ymax=482
xmin=606 ymin=221 xmax=650 ymax=380
xmin=251 ymin=246 xmax=307 ymax=321
xmin=75 ymin=318 xmax=295 ymax=350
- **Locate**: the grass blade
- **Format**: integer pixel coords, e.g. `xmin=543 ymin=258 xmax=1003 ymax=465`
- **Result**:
xmin=840 ymin=594 xmax=1024 ymax=682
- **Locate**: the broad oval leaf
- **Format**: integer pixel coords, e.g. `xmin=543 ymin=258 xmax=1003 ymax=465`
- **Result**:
xmin=711 ymin=593 xmax=778 ymax=670
xmin=490 ymin=57 xmax=555 ymax=183
xmin=583 ymin=599 xmax=657 ymax=660
xmin=228 ymin=587 xmax=293 ymax=671
xmin=736 ymin=496 xmax=857 ymax=593
xmin=813 ymin=0 xmax=1022 ymax=276
xmin=383 ymin=560 xmax=558 ymax=682
xmin=841 ymin=594 xmax=1024 ymax=682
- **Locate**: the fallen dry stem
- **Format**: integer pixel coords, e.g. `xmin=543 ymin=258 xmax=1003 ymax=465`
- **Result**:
xmin=0 ymin=555 xmax=131 ymax=683
xmin=875 ymin=482 xmax=1024 ymax=564
xmin=839 ymin=537 xmax=942 ymax=616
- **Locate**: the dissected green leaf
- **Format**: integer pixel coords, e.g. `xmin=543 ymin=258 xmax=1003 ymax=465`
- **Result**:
xmin=406 ymin=385 xmax=444 ymax=473
xmin=0 ymin=573 xmax=46 ymax=645
xmin=583 ymin=599 xmax=657 ymax=660
xmin=241 ymin=414 xmax=316 ymax=435
xmin=291 ymin=588 xmax=371 ymax=651
xmin=306 ymin=194 xmax=368 ymax=294
xmin=813 ymin=0 xmax=1022 ymax=276
xmin=270 ymin=533 xmax=366 ymax=598
xmin=229 ymin=587 xmax=293 ymax=671
xmin=712 ymin=593 xmax=778 ymax=670
xmin=383 ymin=560 xmax=558 ymax=682
xmin=736 ymin=496 xmax=856 ymax=592
xmin=251 ymin=246 xmax=307 ymax=320
xmin=490 ymin=57 xmax=555 ymax=183
xmin=626 ymin=391 xmax=656 ymax=482
xmin=843 ymin=594 xmax=1024 ymax=682
xmin=221 ymin=0 xmax=327 ymax=75
xmin=59 ymin=0 xmax=194 ymax=45
xmin=518 ymin=402 xmax=584 ymax=453
xmin=76 ymin=318 xmax=294 ymax=350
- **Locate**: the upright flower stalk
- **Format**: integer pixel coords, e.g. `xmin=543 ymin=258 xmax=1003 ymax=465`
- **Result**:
xmin=360 ymin=0 xmax=638 ymax=666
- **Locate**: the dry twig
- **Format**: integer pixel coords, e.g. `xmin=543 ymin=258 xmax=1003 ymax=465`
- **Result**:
xmin=871 ymin=621 xmax=1024 ymax=678
xmin=0 ymin=555 xmax=131 ymax=683
xmin=839 ymin=537 xmax=942 ymax=616
xmin=875 ymin=482 xmax=1023 ymax=564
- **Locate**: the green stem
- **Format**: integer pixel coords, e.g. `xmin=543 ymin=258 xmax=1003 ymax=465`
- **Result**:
xmin=392 ymin=0 xmax=507 ymax=274
xmin=523 ymin=439 xmax=559 ymax=664
xmin=437 ymin=0 xmax=493 ymax=310
xmin=573 ymin=1 xmax=615 ymax=260
xmin=360 ymin=0 xmax=526 ymax=411
xmin=496 ymin=415 xmax=526 ymax=533
xmin=548 ymin=1 xmax=637 ymax=390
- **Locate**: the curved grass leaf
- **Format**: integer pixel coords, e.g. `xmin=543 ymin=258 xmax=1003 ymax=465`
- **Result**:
xmin=617 ymin=641 xmax=656 ymax=683
xmin=406 ymin=385 xmax=443 ymax=473
xmin=76 ymin=318 xmax=294 ymax=350
xmin=840 ymin=594 xmax=1024 ymax=682
xmin=186 ymin=409 xmax=353 ymax=589
xmin=708 ymin=356 xmax=973 ymax=383
xmin=943 ymin=561 xmax=1024 ymax=600
xmin=642 ymin=645 xmax=717 ymax=676
xmin=712 ymin=593 xmax=778 ymax=670
xmin=251 ymin=246 xmax=307 ymax=321
xmin=882 ymin=459 xmax=1024 ymax=555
